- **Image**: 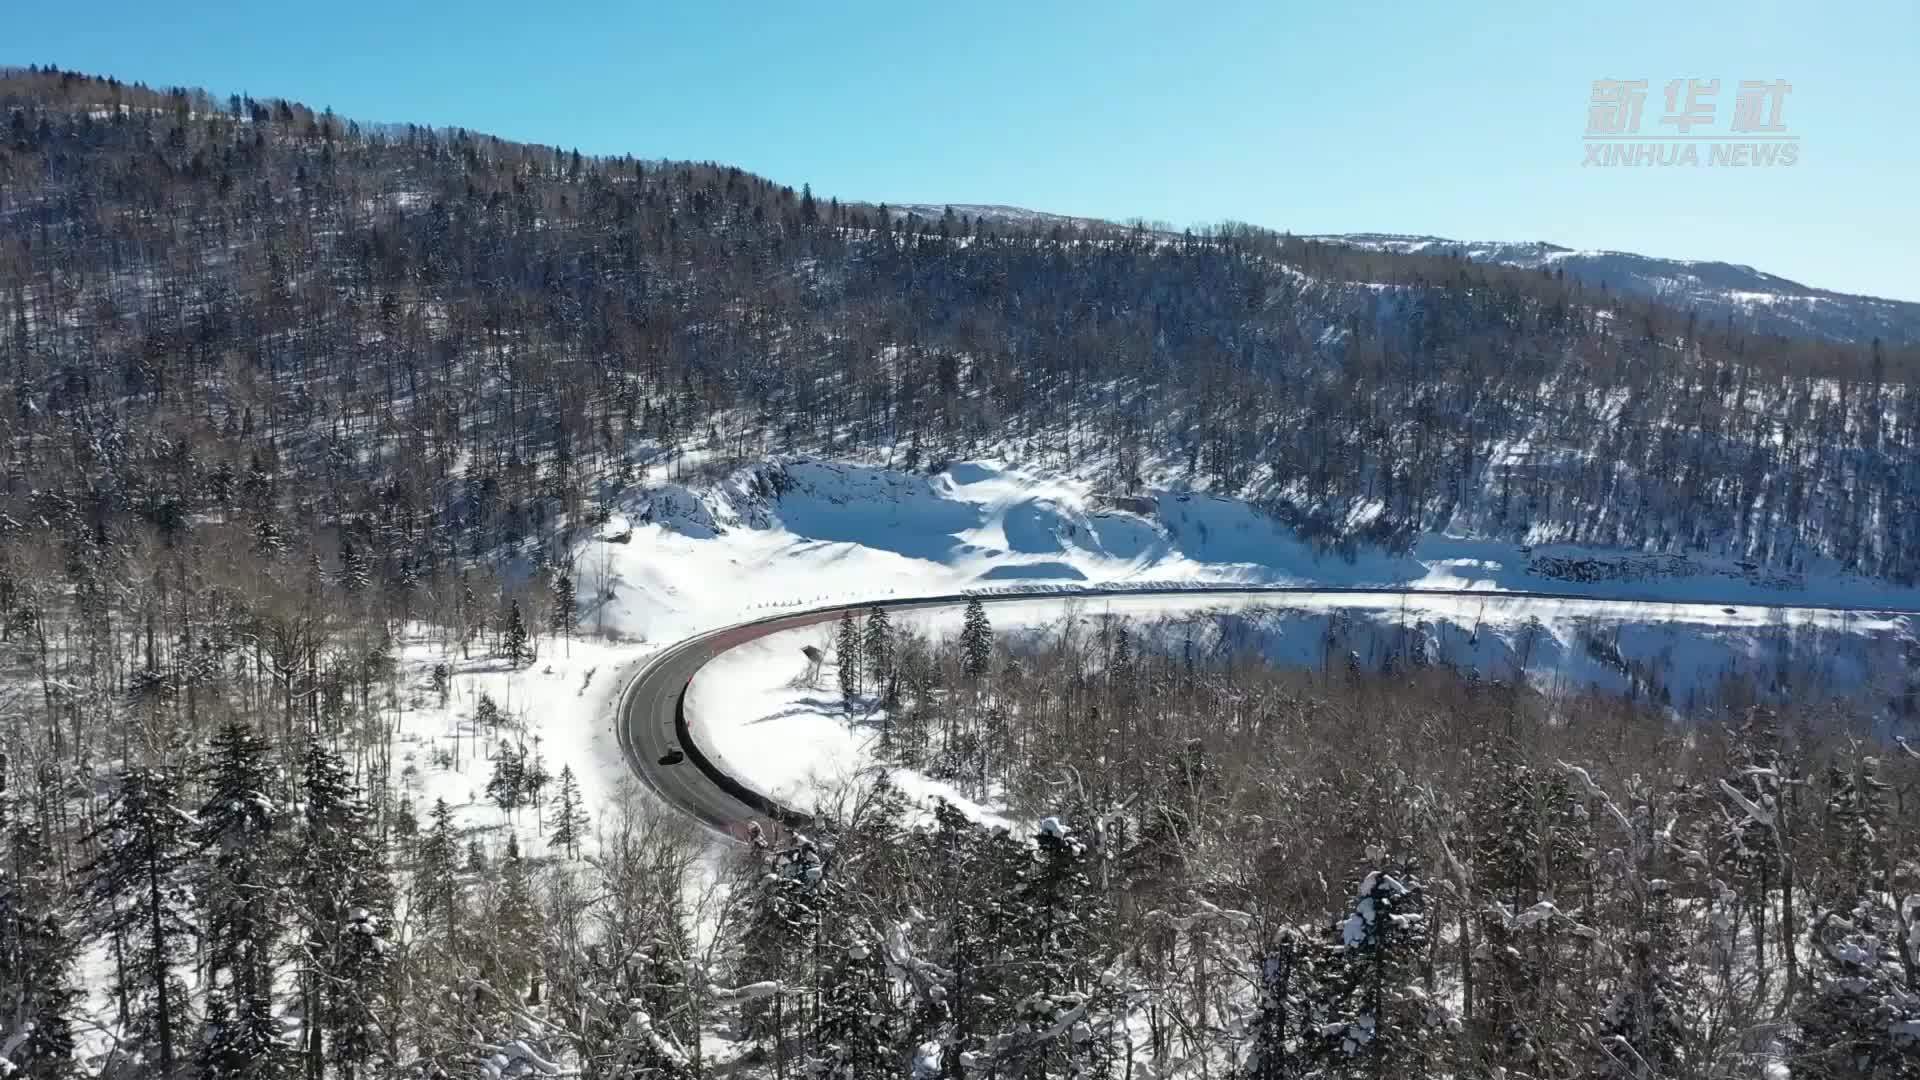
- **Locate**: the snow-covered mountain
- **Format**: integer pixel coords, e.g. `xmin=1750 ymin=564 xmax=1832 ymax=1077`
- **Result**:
xmin=1307 ymin=232 xmax=1920 ymax=345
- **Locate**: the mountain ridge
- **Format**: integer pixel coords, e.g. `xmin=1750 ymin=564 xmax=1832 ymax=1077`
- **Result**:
xmin=893 ymin=204 xmax=1917 ymax=344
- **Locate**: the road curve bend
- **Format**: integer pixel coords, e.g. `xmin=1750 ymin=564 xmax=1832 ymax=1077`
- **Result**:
xmin=618 ymin=586 xmax=1920 ymax=839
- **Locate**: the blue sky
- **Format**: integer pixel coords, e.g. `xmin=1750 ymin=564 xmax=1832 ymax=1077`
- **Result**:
xmin=13 ymin=0 xmax=1918 ymax=302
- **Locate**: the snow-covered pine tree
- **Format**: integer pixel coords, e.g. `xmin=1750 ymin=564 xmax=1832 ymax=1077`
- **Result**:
xmin=337 ymin=533 xmax=369 ymax=592
xmin=196 ymin=986 xmax=296 ymax=1080
xmin=548 ymin=765 xmax=589 ymax=859
xmin=960 ymin=597 xmax=992 ymax=679
xmin=1597 ymin=877 xmax=1695 ymax=1079
xmin=812 ymin=925 xmax=893 ymax=1079
xmin=635 ymin=908 xmax=701 ymax=1069
xmin=807 ymin=777 xmax=910 ymax=1078
xmin=1243 ymin=928 xmax=1312 ymax=1080
xmin=999 ymin=814 xmax=1114 ymax=1079
xmin=1822 ymin=752 xmax=1892 ymax=909
xmin=903 ymin=800 xmax=1024 ymax=1079
xmin=863 ymin=604 xmax=893 ymax=700
xmin=504 ymin=598 xmax=530 ymax=667
xmin=1716 ymin=709 xmax=1785 ymax=996
xmin=1789 ymin=901 xmax=1920 ymax=1079
xmin=83 ymin=767 xmax=195 ymax=1078
xmin=551 ymin=567 xmax=576 ymax=639
xmin=0 ymin=778 xmax=78 ymax=1079
xmin=415 ymin=798 xmax=463 ymax=935
xmin=1465 ymin=756 xmax=1596 ymax=1076
xmin=1558 ymin=763 xmax=1712 ymax=1080
xmin=486 ymin=742 xmax=528 ymax=818
xmin=609 ymin=1006 xmax=698 ymax=1079
xmin=193 ymin=721 xmax=294 ymax=1078
xmin=837 ymin=609 xmax=862 ymax=706
xmin=474 ymin=690 xmax=503 ymax=734
xmin=734 ymin=835 xmax=828 ymax=1065
xmin=1109 ymin=626 xmax=1135 ymax=700
xmin=1311 ymin=859 xmax=1447 ymax=1079
xmin=479 ymin=834 xmax=541 ymax=1006
xmin=294 ymin=738 xmax=393 ymax=1080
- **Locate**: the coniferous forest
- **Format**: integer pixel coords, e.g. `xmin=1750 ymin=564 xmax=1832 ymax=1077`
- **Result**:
xmin=0 ymin=65 xmax=1916 ymax=1078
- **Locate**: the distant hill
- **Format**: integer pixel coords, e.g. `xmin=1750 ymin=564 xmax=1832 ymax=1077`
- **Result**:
xmin=887 ymin=205 xmax=1917 ymax=345
xmin=1305 ymin=233 xmax=1920 ymax=345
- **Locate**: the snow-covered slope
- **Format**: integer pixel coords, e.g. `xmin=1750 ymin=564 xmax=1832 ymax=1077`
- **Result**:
xmin=587 ymin=455 xmax=1920 ymax=649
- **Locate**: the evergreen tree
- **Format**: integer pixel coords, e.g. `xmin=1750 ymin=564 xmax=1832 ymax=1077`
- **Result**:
xmin=293 ymin=740 xmax=392 ymax=1080
xmin=809 ymin=778 xmax=909 ymax=1078
xmin=863 ymin=605 xmax=892 ymax=691
xmin=473 ymin=691 xmax=503 ymax=734
xmin=550 ymin=568 xmax=576 ymax=640
xmin=1822 ymin=753 xmax=1892 ymax=907
xmin=0 ymin=779 xmax=78 ymax=1079
xmin=960 ymin=598 xmax=992 ymax=679
xmin=610 ymin=1007 xmax=697 ymax=1079
xmin=1596 ymin=879 xmax=1695 ymax=1080
xmin=1001 ymin=815 xmax=1114 ymax=1079
xmin=415 ymin=799 xmax=462 ymax=935
xmin=1244 ymin=930 xmax=1312 ymax=1080
xmin=195 ymin=988 xmax=291 ymax=1080
xmin=83 ymin=768 xmax=195 ymax=1078
xmin=1716 ymin=711 xmax=1785 ymax=997
xmin=337 ymin=534 xmax=369 ymax=593
xmin=1109 ymin=626 xmax=1135 ymax=697
xmin=735 ymin=836 xmax=828 ymax=1064
xmin=837 ymin=609 xmax=862 ymax=706
xmin=503 ymin=599 xmax=530 ymax=668
xmin=906 ymin=801 xmax=1024 ymax=1079
xmin=486 ymin=743 xmax=528 ymax=818
xmin=193 ymin=721 xmax=293 ymax=1078
xmin=1311 ymin=860 xmax=1446 ymax=1078
xmin=479 ymin=835 xmax=541 ymax=1008
xmin=1789 ymin=901 xmax=1920 ymax=1079
xmin=1465 ymin=757 xmax=1596 ymax=1076
xmin=548 ymin=765 xmax=589 ymax=859
xmin=813 ymin=928 xmax=893 ymax=1079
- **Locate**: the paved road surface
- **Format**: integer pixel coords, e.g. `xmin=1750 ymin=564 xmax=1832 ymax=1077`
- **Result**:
xmin=617 ymin=585 xmax=1920 ymax=839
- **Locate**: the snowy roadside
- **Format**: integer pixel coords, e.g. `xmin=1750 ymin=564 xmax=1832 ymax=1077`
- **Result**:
xmin=381 ymin=450 xmax=1920 ymax=854
xmin=387 ymin=634 xmax=660 ymax=856
xmin=682 ymin=591 xmax=1917 ymax=827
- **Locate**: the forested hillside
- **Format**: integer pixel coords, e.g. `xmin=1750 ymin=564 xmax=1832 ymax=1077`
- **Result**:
xmin=1 ymin=65 xmax=1918 ymax=1080
xmin=5 ymin=66 xmax=1920 ymax=589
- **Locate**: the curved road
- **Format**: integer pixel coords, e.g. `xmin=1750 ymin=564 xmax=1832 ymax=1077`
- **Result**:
xmin=618 ymin=585 xmax=1920 ymax=838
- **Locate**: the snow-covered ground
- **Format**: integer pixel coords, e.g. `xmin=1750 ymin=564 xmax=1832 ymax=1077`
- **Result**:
xmin=387 ymin=633 xmax=651 ymax=850
xmin=685 ymin=592 xmax=1917 ymax=824
xmin=587 ymin=456 xmax=1920 ymax=649
xmin=391 ymin=451 xmax=1920 ymax=854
